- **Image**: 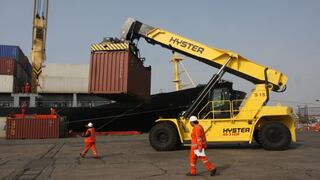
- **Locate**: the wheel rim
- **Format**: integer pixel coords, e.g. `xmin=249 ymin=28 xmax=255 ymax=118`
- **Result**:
xmin=157 ymin=132 xmax=169 ymax=144
xmin=266 ymin=127 xmax=283 ymax=143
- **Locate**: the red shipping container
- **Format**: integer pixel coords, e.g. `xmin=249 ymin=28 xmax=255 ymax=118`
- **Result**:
xmin=6 ymin=115 xmax=60 ymax=139
xmin=89 ymin=50 xmax=151 ymax=101
xmin=0 ymin=58 xmax=16 ymax=75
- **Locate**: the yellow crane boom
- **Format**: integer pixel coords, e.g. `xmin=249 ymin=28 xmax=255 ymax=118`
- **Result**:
xmin=121 ymin=17 xmax=287 ymax=92
xmin=31 ymin=0 xmax=48 ymax=92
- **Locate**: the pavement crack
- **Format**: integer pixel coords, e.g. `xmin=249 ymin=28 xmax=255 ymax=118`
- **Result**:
xmin=138 ymin=162 xmax=167 ymax=179
xmin=12 ymin=142 xmax=65 ymax=180
xmin=120 ymin=155 xmax=130 ymax=163
xmin=305 ymin=169 xmax=314 ymax=178
xmin=40 ymin=143 xmax=64 ymax=159
xmin=46 ymin=166 xmax=56 ymax=179
xmin=76 ymin=157 xmax=81 ymax=165
xmin=0 ymin=159 xmax=9 ymax=166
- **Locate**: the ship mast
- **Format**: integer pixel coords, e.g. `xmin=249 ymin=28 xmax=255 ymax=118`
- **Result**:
xmin=171 ymin=52 xmax=196 ymax=91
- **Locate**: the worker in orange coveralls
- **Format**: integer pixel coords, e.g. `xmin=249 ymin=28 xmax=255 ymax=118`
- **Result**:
xmin=186 ymin=116 xmax=216 ymax=176
xmin=80 ymin=122 xmax=98 ymax=158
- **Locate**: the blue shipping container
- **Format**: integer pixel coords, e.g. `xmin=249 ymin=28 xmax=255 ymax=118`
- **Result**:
xmin=0 ymin=45 xmax=22 ymax=61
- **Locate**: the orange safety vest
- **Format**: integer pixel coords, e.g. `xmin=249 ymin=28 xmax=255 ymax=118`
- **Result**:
xmin=191 ymin=124 xmax=207 ymax=149
xmin=84 ymin=128 xmax=96 ymax=143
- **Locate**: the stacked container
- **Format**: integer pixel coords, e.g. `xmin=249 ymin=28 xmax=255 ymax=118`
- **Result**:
xmin=0 ymin=45 xmax=32 ymax=93
xmin=89 ymin=41 xmax=151 ymax=101
xmin=0 ymin=58 xmax=16 ymax=75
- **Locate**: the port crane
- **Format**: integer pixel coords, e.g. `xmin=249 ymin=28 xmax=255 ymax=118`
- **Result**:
xmin=121 ymin=17 xmax=296 ymax=151
xmin=31 ymin=0 xmax=48 ymax=92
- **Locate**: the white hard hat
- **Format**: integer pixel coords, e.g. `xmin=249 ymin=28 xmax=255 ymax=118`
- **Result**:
xmin=189 ymin=116 xmax=198 ymax=122
xmin=87 ymin=122 xmax=93 ymax=127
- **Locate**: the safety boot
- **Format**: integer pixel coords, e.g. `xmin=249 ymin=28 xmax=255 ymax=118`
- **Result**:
xmin=186 ymin=172 xmax=196 ymax=176
xmin=210 ymin=168 xmax=217 ymax=176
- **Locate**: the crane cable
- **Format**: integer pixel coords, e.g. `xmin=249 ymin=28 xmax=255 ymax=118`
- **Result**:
xmin=36 ymin=0 xmax=47 ymax=18
xmin=65 ymin=105 xmax=186 ymax=124
xmin=96 ymin=103 xmax=143 ymax=131
xmin=37 ymin=0 xmax=41 ymax=16
xmin=42 ymin=0 xmax=46 ymax=18
xmin=64 ymin=105 xmax=188 ymax=129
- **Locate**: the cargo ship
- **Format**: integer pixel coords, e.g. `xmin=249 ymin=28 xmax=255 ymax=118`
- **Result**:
xmin=0 ymin=85 xmax=204 ymax=133
xmin=0 ymin=44 xmax=204 ymax=133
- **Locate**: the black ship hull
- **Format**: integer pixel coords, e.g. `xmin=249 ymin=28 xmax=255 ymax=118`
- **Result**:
xmin=0 ymin=86 xmax=203 ymax=132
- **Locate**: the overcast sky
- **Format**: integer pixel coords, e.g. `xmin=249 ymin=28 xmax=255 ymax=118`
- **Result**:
xmin=1 ymin=0 xmax=319 ymax=107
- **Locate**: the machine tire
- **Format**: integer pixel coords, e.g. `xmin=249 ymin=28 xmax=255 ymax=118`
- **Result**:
xmin=259 ymin=122 xmax=291 ymax=150
xmin=149 ymin=122 xmax=179 ymax=151
xmin=253 ymin=129 xmax=261 ymax=145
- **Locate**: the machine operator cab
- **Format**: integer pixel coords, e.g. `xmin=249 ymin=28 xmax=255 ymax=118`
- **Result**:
xmin=197 ymin=80 xmax=246 ymax=119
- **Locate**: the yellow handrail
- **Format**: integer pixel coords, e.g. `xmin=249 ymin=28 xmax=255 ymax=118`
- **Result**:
xmin=198 ymin=99 xmax=245 ymax=119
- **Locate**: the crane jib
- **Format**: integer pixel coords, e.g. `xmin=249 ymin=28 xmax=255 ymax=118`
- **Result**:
xmin=121 ymin=17 xmax=288 ymax=91
xmin=169 ymin=37 xmax=204 ymax=54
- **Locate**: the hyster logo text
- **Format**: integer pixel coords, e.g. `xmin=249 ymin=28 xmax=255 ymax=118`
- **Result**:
xmin=223 ymin=128 xmax=250 ymax=136
xmin=169 ymin=37 xmax=204 ymax=54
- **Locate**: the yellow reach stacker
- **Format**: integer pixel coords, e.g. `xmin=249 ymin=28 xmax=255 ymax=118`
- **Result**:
xmin=120 ymin=17 xmax=296 ymax=151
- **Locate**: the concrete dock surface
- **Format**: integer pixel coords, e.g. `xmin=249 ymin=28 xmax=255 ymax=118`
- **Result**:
xmin=0 ymin=131 xmax=319 ymax=180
